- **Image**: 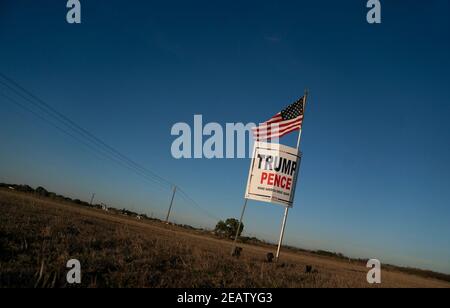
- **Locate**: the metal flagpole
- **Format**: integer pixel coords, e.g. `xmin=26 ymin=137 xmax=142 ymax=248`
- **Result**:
xmin=165 ymin=185 xmax=177 ymax=223
xmin=297 ymin=89 xmax=308 ymax=149
xmin=275 ymin=89 xmax=309 ymax=262
xmin=231 ymin=198 xmax=248 ymax=255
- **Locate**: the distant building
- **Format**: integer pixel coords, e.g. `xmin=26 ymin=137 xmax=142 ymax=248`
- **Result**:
xmin=8 ymin=186 xmax=15 ymax=190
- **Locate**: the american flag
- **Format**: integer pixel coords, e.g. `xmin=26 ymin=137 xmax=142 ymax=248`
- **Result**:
xmin=253 ymin=97 xmax=305 ymax=141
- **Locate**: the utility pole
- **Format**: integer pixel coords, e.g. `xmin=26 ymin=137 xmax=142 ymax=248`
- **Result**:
xmin=89 ymin=193 xmax=95 ymax=206
xmin=165 ymin=186 xmax=177 ymax=223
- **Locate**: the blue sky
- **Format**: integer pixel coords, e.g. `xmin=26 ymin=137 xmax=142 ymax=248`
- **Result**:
xmin=1 ymin=1 xmax=449 ymax=274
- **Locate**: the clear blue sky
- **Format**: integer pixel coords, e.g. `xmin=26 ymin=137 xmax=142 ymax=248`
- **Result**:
xmin=1 ymin=1 xmax=449 ymax=274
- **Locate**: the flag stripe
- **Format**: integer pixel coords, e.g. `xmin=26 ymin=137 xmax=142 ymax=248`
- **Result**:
xmin=255 ymin=126 xmax=300 ymax=140
xmin=254 ymin=119 xmax=302 ymax=136
xmin=254 ymin=121 xmax=302 ymax=139
xmin=252 ymin=115 xmax=304 ymax=132
xmin=265 ymin=113 xmax=282 ymax=124
xmin=253 ymin=122 xmax=302 ymax=138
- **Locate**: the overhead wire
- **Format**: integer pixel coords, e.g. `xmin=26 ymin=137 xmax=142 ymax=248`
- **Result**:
xmin=0 ymin=73 xmax=220 ymax=222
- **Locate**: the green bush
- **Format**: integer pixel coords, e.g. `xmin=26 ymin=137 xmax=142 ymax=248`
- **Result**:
xmin=214 ymin=218 xmax=244 ymax=239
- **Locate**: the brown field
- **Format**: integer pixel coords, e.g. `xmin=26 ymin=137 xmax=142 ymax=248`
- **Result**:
xmin=0 ymin=189 xmax=449 ymax=288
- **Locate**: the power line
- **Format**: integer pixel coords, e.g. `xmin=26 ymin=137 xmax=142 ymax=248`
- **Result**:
xmin=0 ymin=73 xmax=221 ymax=224
xmin=0 ymin=73 xmax=172 ymax=189
xmin=0 ymin=92 xmax=171 ymax=191
xmin=0 ymin=76 xmax=172 ymax=190
xmin=177 ymin=187 xmax=221 ymax=222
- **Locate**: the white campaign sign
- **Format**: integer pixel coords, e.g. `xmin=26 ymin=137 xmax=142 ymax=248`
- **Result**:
xmin=245 ymin=142 xmax=301 ymax=207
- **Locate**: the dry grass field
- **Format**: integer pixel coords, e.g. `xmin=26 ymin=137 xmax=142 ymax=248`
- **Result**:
xmin=0 ymin=189 xmax=449 ymax=288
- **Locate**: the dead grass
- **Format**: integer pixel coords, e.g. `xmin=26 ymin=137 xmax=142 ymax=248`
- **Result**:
xmin=0 ymin=190 xmax=449 ymax=288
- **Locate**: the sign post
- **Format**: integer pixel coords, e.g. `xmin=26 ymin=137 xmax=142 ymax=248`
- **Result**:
xmin=230 ymin=198 xmax=248 ymax=255
xmin=276 ymin=207 xmax=289 ymax=260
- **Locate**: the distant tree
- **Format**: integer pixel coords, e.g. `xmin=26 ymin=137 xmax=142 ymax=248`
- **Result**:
xmin=48 ymin=192 xmax=57 ymax=199
xmin=215 ymin=218 xmax=244 ymax=238
xmin=18 ymin=185 xmax=34 ymax=193
xmin=215 ymin=220 xmax=227 ymax=236
xmin=35 ymin=186 xmax=49 ymax=197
